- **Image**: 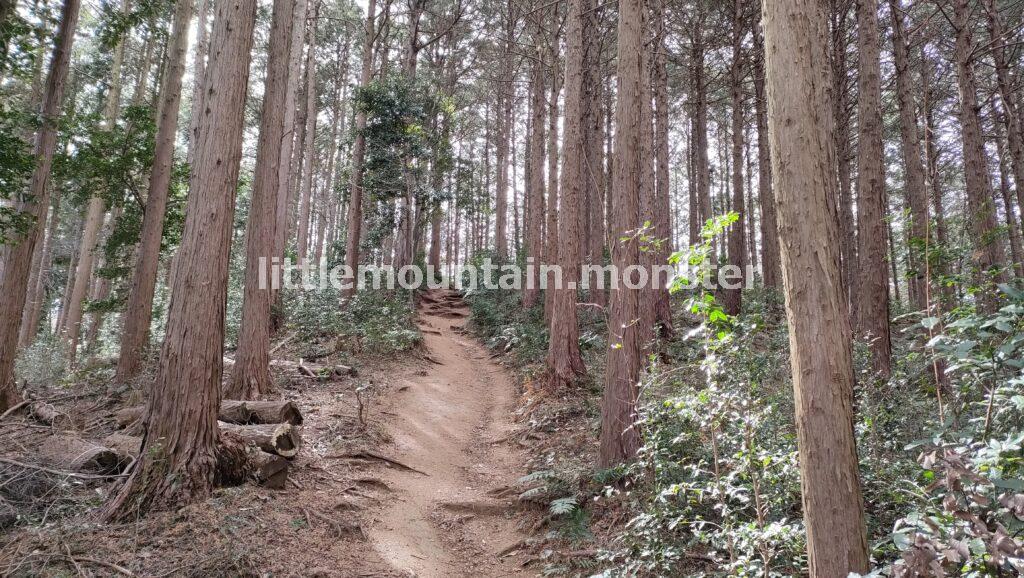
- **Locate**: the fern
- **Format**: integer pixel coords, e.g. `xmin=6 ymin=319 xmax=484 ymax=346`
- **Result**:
xmin=517 ymin=470 xmax=557 ymax=484
xmin=519 ymin=486 xmax=548 ymax=500
xmin=549 ymin=496 xmax=578 ymax=516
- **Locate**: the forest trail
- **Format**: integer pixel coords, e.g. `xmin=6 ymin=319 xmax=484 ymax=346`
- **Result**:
xmin=363 ymin=290 xmax=530 ymax=577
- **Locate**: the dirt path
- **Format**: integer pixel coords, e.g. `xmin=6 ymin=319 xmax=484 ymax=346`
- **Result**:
xmin=363 ymin=290 xmax=530 ymax=577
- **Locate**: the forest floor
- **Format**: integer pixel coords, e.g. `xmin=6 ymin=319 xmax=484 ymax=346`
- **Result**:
xmin=0 ymin=290 xmax=540 ymax=577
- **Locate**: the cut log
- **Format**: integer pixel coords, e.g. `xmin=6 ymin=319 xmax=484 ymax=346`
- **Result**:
xmin=118 ymin=401 xmax=303 ymax=429
xmin=37 ymin=435 xmax=122 ymax=474
xmin=219 ymin=400 xmax=303 ymax=425
xmin=248 ymin=450 xmax=290 ymax=489
xmin=114 ymin=406 xmax=143 ymax=428
xmin=29 ymin=402 xmax=73 ymax=429
xmin=218 ymin=421 xmax=301 ymax=458
xmin=217 ymin=399 xmax=304 ymax=425
xmin=103 ymin=433 xmax=141 ymax=461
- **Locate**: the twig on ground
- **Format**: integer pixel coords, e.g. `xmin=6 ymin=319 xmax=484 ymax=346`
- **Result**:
xmin=0 ymin=457 xmax=126 ymax=480
xmin=325 ymin=451 xmax=429 ymax=476
xmin=0 ymin=400 xmax=30 ymax=421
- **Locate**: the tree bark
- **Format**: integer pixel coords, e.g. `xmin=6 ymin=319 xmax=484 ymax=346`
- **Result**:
xmin=523 ymin=44 xmax=546 ymax=309
xmin=723 ymin=0 xmax=746 ymax=316
xmin=342 ymin=0 xmax=376 ymax=296
xmin=763 ymin=0 xmax=870 ymax=572
xmin=598 ymin=0 xmax=644 ymax=468
xmin=854 ymin=0 xmax=891 ymax=377
xmin=889 ymin=0 xmax=928 ymax=311
xmin=984 ymin=0 xmax=1024 ymax=233
xmin=753 ymin=20 xmax=779 ymax=290
xmin=953 ymin=0 xmax=1006 ymax=300
xmin=115 ymin=0 xmax=196 ymax=382
xmin=273 ymin=0 xmax=307 ymax=279
xmin=227 ymin=0 xmax=295 ymax=400
xmin=995 ymin=105 xmax=1024 ymax=276
xmin=295 ymin=11 xmax=318 ymax=265
xmin=546 ymin=0 xmax=586 ymax=388
xmin=101 ymin=0 xmax=256 ymax=520
xmin=832 ymin=1 xmax=856 ymax=314
xmin=690 ymin=15 xmax=711 ymax=238
xmin=921 ymin=44 xmax=953 ymax=308
xmin=544 ymin=43 xmax=561 ymax=322
xmin=0 ymin=0 xmax=80 ymax=410
xmin=651 ymin=0 xmax=671 ymax=331
xmin=19 ymin=184 xmax=61 ymax=348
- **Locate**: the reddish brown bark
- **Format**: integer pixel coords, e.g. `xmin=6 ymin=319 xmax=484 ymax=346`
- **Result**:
xmin=889 ymin=0 xmax=928 ymax=311
xmin=523 ymin=43 xmax=546 ymax=310
xmin=953 ymin=0 xmax=1006 ymax=299
xmin=227 ymin=0 xmax=295 ymax=400
xmin=546 ymin=0 xmax=586 ymax=387
xmin=598 ymin=0 xmax=644 ymax=468
xmin=753 ymin=20 xmax=779 ymax=290
xmin=723 ymin=0 xmax=746 ymax=317
xmin=763 ymin=0 xmax=870 ymax=572
xmin=854 ymin=0 xmax=891 ymax=377
xmin=102 ymin=0 xmax=256 ymax=520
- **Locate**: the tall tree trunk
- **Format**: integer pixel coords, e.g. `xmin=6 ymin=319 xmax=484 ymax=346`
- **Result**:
xmin=186 ymin=0 xmax=210 ymax=169
xmin=953 ymin=0 xmax=1006 ymax=300
xmin=586 ymin=16 xmax=607 ymax=307
xmin=115 ymin=0 xmax=196 ymax=382
xmin=523 ymin=45 xmax=545 ymax=309
xmin=889 ymin=0 xmax=928 ymax=311
xmin=762 ymin=0 xmax=870 ymax=572
xmin=226 ymin=0 xmax=294 ymax=400
xmin=854 ymin=0 xmax=891 ymax=377
xmin=651 ymin=0 xmax=671 ymax=332
xmin=19 ymin=184 xmax=62 ymax=348
xmin=342 ymin=0 xmax=376 ymax=296
xmin=921 ymin=44 xmax=953 ymax=308
xmin=753 ymin=20 xmax=779 ymax=290
xmin=598 ymin=0 xmax=644 ymax=468
xmin=546 ymin=0 xmax=586 ymax=388
xmin=995 ymin=105 xmax=1024 ymax=276
xmin=544 ymin=47 xmax=561 ymax=322
xmin=832 ymin=1 xmax=856 ymax=313
xmin=64 ymin=10 xmax=127 ymax=361
xmin=494 ymin=80 xmax=510 ymax=260
xmin=0 ymin=0 xmax=80 ymax=410
xmin=101 ymin=0 xmax=256 ymax=520
xmin=723 ymin=0 xmax=746 ymax=316
xmin=295 ymin=11 xmax=318 ymax=264
xmin=690 ymin=16 xmax=711 ymax=236
xmin=274 ymin=0 xmax=307 ymax=279
xmin=985 ymin=0 xmax=1024 ymax=228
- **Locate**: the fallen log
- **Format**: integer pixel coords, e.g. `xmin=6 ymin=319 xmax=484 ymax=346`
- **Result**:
xmin=219 ymin=400 xmax=303 ymax=425
xmin=37 ymin=435 xmax=122 ymax=474
xmin=118 ymin=400 xmax=303 ymax=429
xmin=114 ymin=406 xmax=144 ymax=428
xmin=218 ymin=421 xmax=300 ymax=458
xmin=271 ymin=359 xmax=357 ymax=378
xmin=248 ymin=450 xmax=290 ymax=489
xmin=103 ymin=433 xmax=141 ymax=461
xmin=29 ymin=401 xmax=73 ymax=429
